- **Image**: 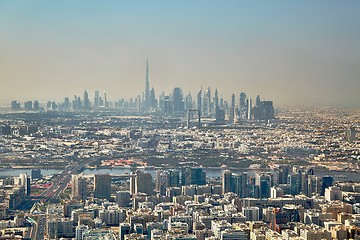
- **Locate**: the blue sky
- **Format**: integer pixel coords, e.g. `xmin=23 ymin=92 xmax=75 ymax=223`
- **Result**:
xmin=1 ymin=1 xmax=360 ymax=106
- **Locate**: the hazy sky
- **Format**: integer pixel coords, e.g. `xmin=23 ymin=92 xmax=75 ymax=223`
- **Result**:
xmin=1 ymin=1 xmax=360 ymax=106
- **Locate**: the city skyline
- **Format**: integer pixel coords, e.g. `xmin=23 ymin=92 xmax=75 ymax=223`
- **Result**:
xmin=1 ymin=1 xmax=360 ymax=107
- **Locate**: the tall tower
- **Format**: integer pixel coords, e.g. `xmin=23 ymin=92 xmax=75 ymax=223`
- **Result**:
xmin=94 ymin=174 xmax=111 ymax=200
xmin=145 ymin=59 xmax=150 ymax=111
xmin=71 ymin=174 xmax=87 ymax=201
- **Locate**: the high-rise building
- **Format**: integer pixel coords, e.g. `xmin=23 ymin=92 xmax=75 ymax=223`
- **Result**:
xmin=197 ymin=90 xmax=202 ymax=117
xmin=71 ymin=174 xmax=87 ymax=201
xmin=288 ymin=173 xmax=301 ymax=196
xmin=172 ymin=87 xmax=184 ymax=114
xmin=31 ymin=169 xmax=42 ymax=180
xmin=181 ymin=168 xmax=206 ymax=186
xmin=11 ymin=101 xmax=21 ymax=110
xmin=214 ymin=89 xmax=219 ymax=110
xmin=94 ymin=90 xmax=100 ymax=109
xmin=216 ymin=108 xmax=225 ymax=124
xmin=24 ymin=101 xmax=33 ymax=111
xmin=19 ymin=174 xmax=30 ymax=195
xmin=94 ymin=174 xmax=111 ymax=200
xmin=253 ymin=99 xmax=274 ymax=121
xmin=256 ymin=173 xmax=271 ymax=199
xmin=228 ymin=94 xmax=235 ymax=124
xmin=239 ymin=92 xmax=247 ymax=118
xmin=233 ymin=173 xmax=247 ymax=198
xmin=83 ymin=90 xmax=90 ymax=110
xmin=222 ymin=170 xmax=233 ymax=195
xmin=164 ymin=96 xmax=171 ymax=115
xmin=135 ymin=171 xmax=154 ymax=195
xmin=155 ymin=169 xmax=180 ymax=195
xmin=149 ymin=87 xmax=157 ymax=110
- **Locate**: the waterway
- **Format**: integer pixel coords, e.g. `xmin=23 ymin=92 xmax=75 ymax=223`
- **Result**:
xmin=0 ymin=168 xmax=62 ymax=177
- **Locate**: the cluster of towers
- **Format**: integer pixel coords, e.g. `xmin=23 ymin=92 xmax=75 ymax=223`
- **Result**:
xmin=142 ymin=60 xmax=274 ymax=123
xmin=222 ymin=166 xmax=334 ymax=199
xmin=10 ymin=60 xmax=274 ymax=122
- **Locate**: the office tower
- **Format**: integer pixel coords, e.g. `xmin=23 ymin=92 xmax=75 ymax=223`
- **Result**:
xmin=288 ymin=173 xmax=301 ymax=196
xmin=182 ymin=168 xmax=206 ymax=186
xmin=136 ymin=95 xmax=141 ymax=112
xmin=233 ymin=173 xmax=247 ymax=198
xmin=164 ymin=96 xmax=171 ymax=115
xmin=31 ymin=169 xmax=42 ymax=180
xmin=94 ymin=174 xmax=111 ymax=200
xmin=261 ymin=101 xmax=274 ymax=121
xmin=11 ymin=101 xmax=21 ymax=110
xmin=205 ymin=86 xmax=211 ymax=115
xmin=229 ymin=94 xmax=235 ymax=124
xmin=214 ymin=89 xmax=219 ymax=110
xmin=197 ymin=90 xmax=202 ymax=117
xmin=83 ymin=90 xmax=90 ymax=110
xmin=185 ymin=92 xmax=193 ymax=110
xmin=144 ymin=59 xmax=150 ymax=111
xmin=253 ymin=99 xmax=274 ymax=121
xmin=19 ymin=174 xmax=30 ymax=195
xmin=156 ymin=169 xmax=180 ymax=195
xmin=256 ymin=174 xmax=271 ymax=199
xmin=135 ymin=171 xmax=154 ymax=195
xmin=215 ymin=108 xmax=225 ymax=124
xmin=278 ymin=165 xmax=290 ymax=185
xmin=168 ymin=169 xmax=180 ymax=187
xmin=301 ymin=172 xmax=309 ymax=196
xmin=24 ymin=101 xmax=33 ymax=111
xmin=256 ymin=95 xmax=261 ymax=107
xmin=150 ymin=87 xmax=157 ymax=109
xmin=156 ymin=171 xmax=168 ymax=195
xmin=94 ymin=90 xmax=100 ymax=108
xmin=104 ymin=92 xmax=109 ymax=108
xmin=239 ymin=92 xmax=247 ymax=118
xmin=321 ymin=176 xmax=334 ymax=196
xmin=222 ymin=170 xmax=233 ymax=194
xmin=64 ymin=97 xmax=70 ymax=111
xmin=33 ymin=100 xmax=39 ymax=111
xmin=119 ymin=223 xmax=131 ymax=240
xmin=247 ymin=98 xmax=252 ymax=120
xmin=71 ymin=174 xmax=87 ymax=201
xmin=172 ymin=87 xmax=184 ymax=114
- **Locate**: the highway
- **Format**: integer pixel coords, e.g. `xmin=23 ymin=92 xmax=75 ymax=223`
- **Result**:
xmin=24 ymin=159 xmax=94 ymax=239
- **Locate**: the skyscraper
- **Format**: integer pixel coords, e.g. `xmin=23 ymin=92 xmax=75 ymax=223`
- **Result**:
xmin=135 ymin=171 xmax=154 ymax=195
xmin=197 ymin=89 xmax=202 ymax=117
xmin=94 ymin=90 xmax=100 ymax=109
xmin=239 ymin=92 xmax=247 ymax=118
xmin=94 ymin=174 xmax=111 ymax=200
xmin=172 ymin=87 xmax=184 ymax=114
xmin=71 ymin=174 xmax=87 ymax=201
xmin=228 ymin=94 xmax=235 ymax=124
xmin=222 ymin=170 xmax=233 ymax=194
xmin=83 ymin=90 xmax=90 ymax=110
